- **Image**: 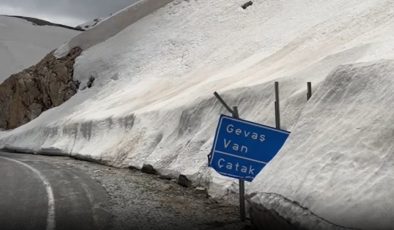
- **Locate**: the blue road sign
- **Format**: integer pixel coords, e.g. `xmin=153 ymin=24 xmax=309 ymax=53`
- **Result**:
xmin=208 ymin=115 xmax=290 ymax=182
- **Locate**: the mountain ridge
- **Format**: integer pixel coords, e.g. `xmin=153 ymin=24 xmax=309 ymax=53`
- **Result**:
xmin=3 ymin=15 xmax=85 ymax=31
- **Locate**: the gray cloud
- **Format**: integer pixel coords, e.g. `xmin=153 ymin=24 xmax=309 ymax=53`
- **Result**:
xmin=0 ymin=0 xmax=139 ymax=26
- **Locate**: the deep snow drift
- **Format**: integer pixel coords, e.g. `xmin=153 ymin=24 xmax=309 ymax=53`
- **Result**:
xmin=1 ymin=0 xmax=393 ymax=228
xmin=0 ymin=15 xmax=79 ymax=83
xmin=249 ymin=61 xmax=394 ymax=229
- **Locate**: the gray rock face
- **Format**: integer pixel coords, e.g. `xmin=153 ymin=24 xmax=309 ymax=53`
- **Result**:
xmin=0 ymin=47 xmax=82 ymax=130
xmin=141 ymin=164 xmax=158 ymax=175
xmin=177 ymin=174 xmax=192 ymax=188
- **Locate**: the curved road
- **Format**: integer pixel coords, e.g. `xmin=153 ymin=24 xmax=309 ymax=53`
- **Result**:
xmin=0 ymin=151 xmax=111 ymax=230
xmin=0 ymin=151 xmax=246 ymax=230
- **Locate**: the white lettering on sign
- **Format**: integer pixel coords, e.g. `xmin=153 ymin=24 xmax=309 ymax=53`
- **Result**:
xmin=217 ymin=158 xmax=256 ymax=175
xmin=223 ymin=139 xmax=248 ymax=153
xmin=226 ymin=124 xmax=266 ymax=142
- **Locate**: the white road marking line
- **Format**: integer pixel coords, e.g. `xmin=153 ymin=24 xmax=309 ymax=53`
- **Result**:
xmin=0 ymin=157 xmax=56 ymax=230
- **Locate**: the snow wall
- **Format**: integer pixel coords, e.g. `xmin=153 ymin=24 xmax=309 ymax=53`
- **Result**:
xmin=248 ymin=61 xmax=394 ymax=229
xmin=1 ymin=0 xmax=394 ymax=229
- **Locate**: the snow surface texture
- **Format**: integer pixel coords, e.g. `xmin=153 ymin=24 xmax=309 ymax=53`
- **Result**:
xmin=1 ymin=0 xmax=394 ymax=228
xmin=0 ymin=16 xmax=79 ymax=83
xmin=77 ymin=18 xmax=103 ymax=31
xmin=249 ymin=61 xmax=394 ymax=229
xmin=54 ymin=0 xmax=174 ymax=58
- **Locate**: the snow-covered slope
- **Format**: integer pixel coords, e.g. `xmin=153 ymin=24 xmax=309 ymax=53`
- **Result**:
xmin=249 ymin=61 xmax=394 ymax=229
xmin=1 ymin=0 xmax=393 ymax=228
xmin=55 ymin=0 xmax=173 ymax=57
xmin=77 ymin=18 xmax=103 ymax=31
xmin=0 ymin=15 xmax=79 ymax=83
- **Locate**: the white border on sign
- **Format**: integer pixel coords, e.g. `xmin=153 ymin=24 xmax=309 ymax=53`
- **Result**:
xmin=214 ymin=150 xmax=268 ymax=164
xmin=209 ymin=115 xmax=224 ymax=166
xmin=223 ymin=115 xmax=290 ymax=134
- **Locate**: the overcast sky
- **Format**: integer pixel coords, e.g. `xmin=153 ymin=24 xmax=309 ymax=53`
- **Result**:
xmin=0 ymin=0 xmax=139 ymax=26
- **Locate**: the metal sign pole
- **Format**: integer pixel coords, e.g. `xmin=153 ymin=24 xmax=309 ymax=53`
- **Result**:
xmin=307 ymin=82 xmax=312 ymax=100
xmin=210 ymin=88 xmax=291 ymax=222
xmin=275 ymin=82 xmax=281 ymax=129
xmin=213 ymin=92 xmax=246 ymax=222
xmin=213 ymin=92 xmax=234 ymax=114
xmin=232 ymin=106 xmax=246 ymax=222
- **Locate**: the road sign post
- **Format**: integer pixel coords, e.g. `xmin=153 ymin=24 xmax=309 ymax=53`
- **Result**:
xmin=232 ymin=106 xmax=246 ymax=221
xmin=213 ymin=92 xmax=247 ymax=221
xmin=211 ymin=91 xmax=290 ymax=221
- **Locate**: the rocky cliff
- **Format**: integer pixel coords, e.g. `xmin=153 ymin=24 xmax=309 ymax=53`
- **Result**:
xmin=0 ymin=47 xmax=82 ymax=130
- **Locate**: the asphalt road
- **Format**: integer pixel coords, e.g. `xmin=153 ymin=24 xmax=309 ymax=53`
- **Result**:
xmin=0 ymin=151 xmax=247 ymax=230
xmin=0 ymin=151 xmax=111 ymax=230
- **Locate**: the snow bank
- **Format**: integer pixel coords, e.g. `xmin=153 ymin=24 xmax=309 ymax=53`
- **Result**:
xmin=0 ymin=16 xmax=79 ymax=83
xmin=54 ymin=0 xmax=174 ymax=57
xmin=248 ymin=60 xmax=394 ymax=229
xmin=77 ymin=18 xmax=104 ymax=31
xmin=1 ymin=0 xmax=394 ymax=228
